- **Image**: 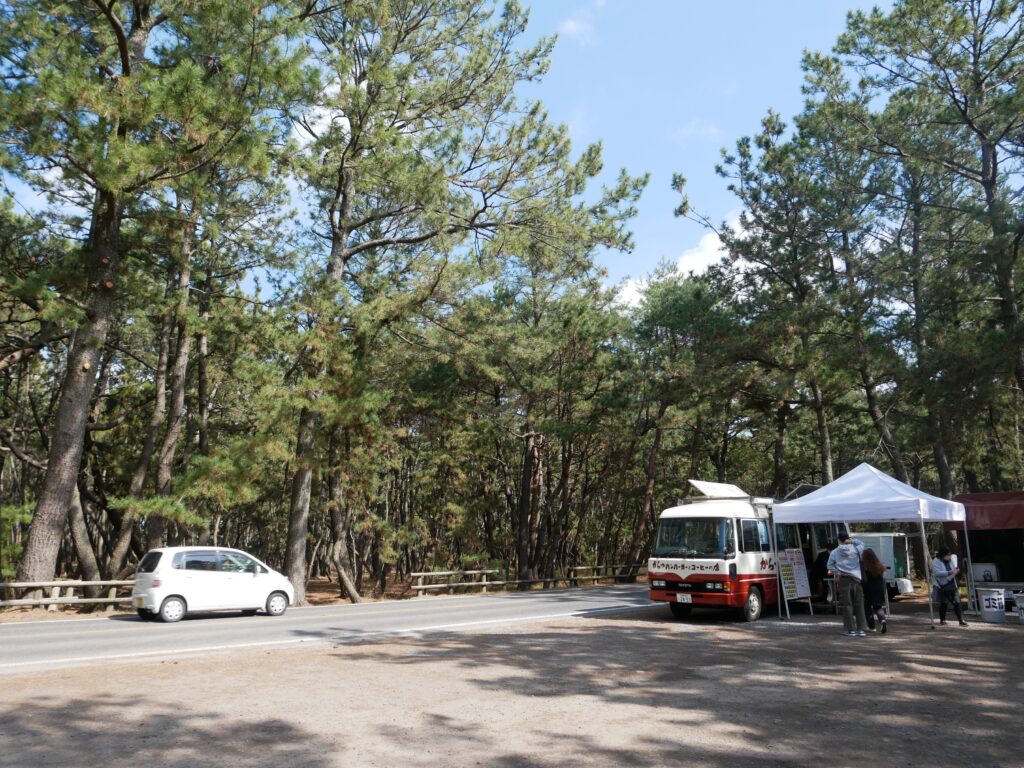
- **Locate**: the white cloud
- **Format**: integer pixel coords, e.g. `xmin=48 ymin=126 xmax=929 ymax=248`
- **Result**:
xmin=674 ymin=229 xmax=727 ymax=275
xmin=614 ymin=276 xmax=647 ymax=308
xmin=559 ymin=10 xmax=595 ymax=45
xmin=565 ymin=106 xmax=589 ymax=142
xmin=673 ymin=119 xmax=722 ymax=142
xmin=674 ymin=211 xmax=742 ymax=275
xmin=290 ymin=79 xmax=346 ymax=147
xmin=613 ymin=213 xmax=743 ymax=308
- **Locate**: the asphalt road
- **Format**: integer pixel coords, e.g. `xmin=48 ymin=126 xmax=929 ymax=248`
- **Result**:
xmin=0 ymin=585 xmax=656 ymax=671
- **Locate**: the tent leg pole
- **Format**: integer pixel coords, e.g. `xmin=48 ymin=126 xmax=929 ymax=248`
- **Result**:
xmin=771 ymin=522 xmax=783 ymax=620
xmin=962 ymin=519 xmax=978 ymax=613
xmin=921 ymin=520 xmax=934 ymax=628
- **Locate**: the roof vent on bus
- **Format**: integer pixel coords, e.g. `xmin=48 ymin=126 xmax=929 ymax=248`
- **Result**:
xmin=686 ymin=479 xmax=750 ymax=499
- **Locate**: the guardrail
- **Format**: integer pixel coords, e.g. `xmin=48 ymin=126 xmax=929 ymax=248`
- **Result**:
xmin=410 ymin=564 xmax=647 ymax=596
xmin=0 ymin=580 xmax=134 ymax=611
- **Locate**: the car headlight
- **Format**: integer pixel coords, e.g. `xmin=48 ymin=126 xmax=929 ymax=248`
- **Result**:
xmin=651 ymin=579 xmax=667 ymax=588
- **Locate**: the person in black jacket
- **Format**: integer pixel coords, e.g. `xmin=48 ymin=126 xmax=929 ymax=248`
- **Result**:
xmin=862 ymin=548 xmax=887 ymax=633
xmin=809 ymin=541 xmax=835 ymax=602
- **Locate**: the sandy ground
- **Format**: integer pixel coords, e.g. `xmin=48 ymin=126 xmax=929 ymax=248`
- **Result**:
xmin=1 ymin=600 xmax=1021 ymax=768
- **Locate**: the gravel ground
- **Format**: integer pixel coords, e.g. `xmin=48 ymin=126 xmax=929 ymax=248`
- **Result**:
xmin=1 ymin=601 xmax=1021 ymax=768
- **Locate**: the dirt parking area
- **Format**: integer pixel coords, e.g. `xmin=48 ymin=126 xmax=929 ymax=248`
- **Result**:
xmin=1 ymin=602 xmax=1021 ymax=768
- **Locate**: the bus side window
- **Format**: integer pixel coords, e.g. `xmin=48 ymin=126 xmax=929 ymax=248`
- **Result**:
xmin=756 ymin=519 xmax=770 ymax=551
xmin=741 ymin=520 xmax=770 ymax=552
xmin=740 ymin=520 xmax=758 ymax=552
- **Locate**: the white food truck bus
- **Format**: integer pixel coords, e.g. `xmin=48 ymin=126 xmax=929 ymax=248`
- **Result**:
xmin=648 ymin=480 xmax=778 ymax=621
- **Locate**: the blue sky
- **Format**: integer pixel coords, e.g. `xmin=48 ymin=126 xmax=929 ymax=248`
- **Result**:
xmin=518 ymin=1 xmax=890 ymax=300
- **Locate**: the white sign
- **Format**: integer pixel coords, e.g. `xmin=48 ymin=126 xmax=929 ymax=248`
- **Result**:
xmin=778 ymin=548 xmax=811 ymax=600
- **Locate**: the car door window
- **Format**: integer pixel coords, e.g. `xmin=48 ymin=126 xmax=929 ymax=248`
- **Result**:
xmin=219 ymin=552 xmax=256 ymax=574
xmin=184 ymin=550 xmax=218 ymax=571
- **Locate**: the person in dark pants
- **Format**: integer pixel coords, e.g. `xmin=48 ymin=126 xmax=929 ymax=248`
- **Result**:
xmin=862 ymin=548 xmax=887 ymax=633
xmin=809 ymin=541 xmax=836 ymax=601
xmin=827 ymin=530 xmax=867 ymax=637
xmin=932 ymin=547 xmax=968 ymax=627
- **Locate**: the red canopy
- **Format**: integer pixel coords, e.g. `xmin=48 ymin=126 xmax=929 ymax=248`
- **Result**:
xmin=952 ymin=492 xmax=1024 ymax=530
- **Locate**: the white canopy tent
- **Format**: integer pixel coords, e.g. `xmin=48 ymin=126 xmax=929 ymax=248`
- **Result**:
xmin=771 ymin=463 xmax=969 ymax=625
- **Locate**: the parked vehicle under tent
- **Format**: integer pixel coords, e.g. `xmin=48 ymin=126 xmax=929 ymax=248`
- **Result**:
xmin=771 ymin=463 xmax=969 ymax=625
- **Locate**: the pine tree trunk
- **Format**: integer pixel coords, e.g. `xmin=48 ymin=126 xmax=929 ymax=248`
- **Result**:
xmin=543 ymin=440 xmax=572 ymax=581
xmin=810 ymin=380 xmax=833 ymax=484
xmin=197 ymin=268 xmax=212 ymax=456
xmin=859 ymin=361 xmax=909 ymax=482
xmin=771 ymin=404 xmax=789 ymax=498
xmin=67 ymin=483 xmax=102 ymax=598
xmin=284 ymin=406 xmax=318 ymax=605
xmin=150 ymin=223 xmax=194 ymax=548
xmin=906 ymin=184 xmax=955 ymax=497
xmin=929 ymin=409 xmax=953 ymax=497
xmin=527 ymin=437 xmax=544 ymax=579
xmin=624 ymin=400 xmax=669 ymax=571
xmin=515 ymin=430 xmax=535 ymax=586
xmin=17 ymin=192 xmax=123 ymax=583
xmin=326 ymin=430 xmax=361 ymax=603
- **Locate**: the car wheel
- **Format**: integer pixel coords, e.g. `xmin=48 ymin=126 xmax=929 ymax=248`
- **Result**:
xmin=741 ymin=586 xmax=762 ymax=622
xmin=159 ymin=596 xmax=187 ymax=623
xmin=241 ymin=609 xmax=258 ymax=617
xmin=266 ymin=591 xmax=288 ymax=617
xmin=136 ymin=608 xmax=156 ymax=621
xmin=669 ymin=602 xmax=692 ymax=619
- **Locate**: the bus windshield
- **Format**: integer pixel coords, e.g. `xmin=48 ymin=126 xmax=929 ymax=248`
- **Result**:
xmin=652 ymin=517 xmax=735 ymax=559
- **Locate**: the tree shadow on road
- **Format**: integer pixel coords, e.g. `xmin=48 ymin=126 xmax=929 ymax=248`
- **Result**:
xmin=0 ymin=693 xmax=336 ymax=768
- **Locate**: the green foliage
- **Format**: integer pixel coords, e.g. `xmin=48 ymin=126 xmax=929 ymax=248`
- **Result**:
xmin=0 ymin=504 xmax=32 ymax=579
xmin=108 ymin=496 xmax=205 ymax=529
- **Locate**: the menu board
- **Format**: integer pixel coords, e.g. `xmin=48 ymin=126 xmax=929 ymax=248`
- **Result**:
xmin=778 ymin=548 xmax=811 ymax=600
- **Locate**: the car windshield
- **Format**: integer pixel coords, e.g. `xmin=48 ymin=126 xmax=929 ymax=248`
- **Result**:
xmin=652 ymin=517 xmax=735 ymax=559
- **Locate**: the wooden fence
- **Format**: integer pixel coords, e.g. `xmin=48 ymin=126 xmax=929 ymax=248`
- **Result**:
xmin=0 ymin=580 xmax=134 ymax=610
xmin=0 ymin=563 xmax=649 ymax=609
xmin=410 ymin=564 xmax=647 ymax=596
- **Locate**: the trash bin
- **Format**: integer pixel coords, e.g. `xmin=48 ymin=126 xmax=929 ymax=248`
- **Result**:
xmin=977 ymin=587 xmax=1005 ymax=624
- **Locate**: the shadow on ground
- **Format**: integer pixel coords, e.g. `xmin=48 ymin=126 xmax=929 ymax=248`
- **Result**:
xmin=0 ymin=694 xmax=336 ymax=768
xmin=319 ymin=600 xmax=1022 ymax=767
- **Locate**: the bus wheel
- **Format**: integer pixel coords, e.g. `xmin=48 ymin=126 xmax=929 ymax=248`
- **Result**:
xmin=669 ymin=602 xmax=692 ymax=619
xmin=741 ymin=587 xmax=762 ymax=622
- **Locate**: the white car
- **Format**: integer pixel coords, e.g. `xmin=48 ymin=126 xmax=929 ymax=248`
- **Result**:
xmin=132 ymin=546 xmax=294 ymax=622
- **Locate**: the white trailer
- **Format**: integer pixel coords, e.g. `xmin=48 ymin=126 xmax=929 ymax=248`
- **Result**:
xmin=851 ymin=531 xmax=914 ymax=597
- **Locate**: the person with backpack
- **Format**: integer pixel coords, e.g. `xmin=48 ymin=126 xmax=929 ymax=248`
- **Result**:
xmin=827 ymin=529 xmax=867 ymax=637
xmin=932 ymin=546 xmax=968 ymax=627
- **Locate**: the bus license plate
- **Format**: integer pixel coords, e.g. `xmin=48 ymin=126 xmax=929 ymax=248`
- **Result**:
xmin=675 ymin=594 xmax=692 ymax=603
